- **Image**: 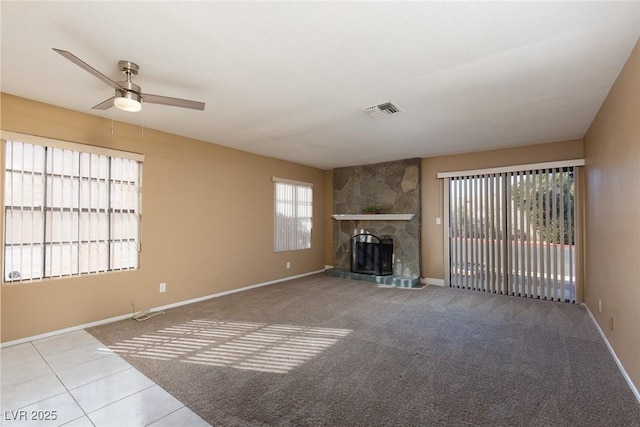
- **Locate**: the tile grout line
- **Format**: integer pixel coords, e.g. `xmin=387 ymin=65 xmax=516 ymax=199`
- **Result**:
xmin=145 ymin=405 xmax=190 ymax=427
xmin=29 ymin=334 xmax=153 ymax=425
xmin=29 ymin=339 xmax=95 ymax=427
xmin=74 ymin=334 xmax=188 ymax=424
xmin=1 ymin=341 xmax=68 ymax=412
xmin=86 ymin=334 xmax=199 ymax=426
xmin=3 ymin=331 xmax=202 ymax=426
xmin=46 ymin=345 xmax=169 ymax=424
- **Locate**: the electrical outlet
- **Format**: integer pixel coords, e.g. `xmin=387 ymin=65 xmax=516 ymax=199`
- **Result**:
xmin=286 ymin=262 xmax=291 ymax=269
xmin=436 ymin=217 xmax=442 ymax=225
xmin=598 ymin=299 xmax=602 ymax=313
xmin=159 ymin=282 xmax=166 ymax=293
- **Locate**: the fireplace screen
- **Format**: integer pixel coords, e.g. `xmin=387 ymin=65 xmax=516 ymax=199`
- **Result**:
xmin=351 ymin=233 xmax=393 ymax=276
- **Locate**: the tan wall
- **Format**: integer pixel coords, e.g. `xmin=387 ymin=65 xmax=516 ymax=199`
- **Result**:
xmin=421 ymin=139 xmax=584 ymax=280
xmin=584 ymin=39 xmax=640 ymax=389
xmin=0 ymin=94 xmax=327 ymax=343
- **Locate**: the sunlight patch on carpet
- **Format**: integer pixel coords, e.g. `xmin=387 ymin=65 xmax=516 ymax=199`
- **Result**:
xmin=108 ymin=320 xmax=352 ymax=373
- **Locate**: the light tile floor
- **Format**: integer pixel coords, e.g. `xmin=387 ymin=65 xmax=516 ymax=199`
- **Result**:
xmin=0 ymin=330 xmax=210 ymax=426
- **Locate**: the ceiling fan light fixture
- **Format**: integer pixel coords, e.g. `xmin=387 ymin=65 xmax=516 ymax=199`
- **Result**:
xmin=114 ymin=91 xmax=142 ymax=112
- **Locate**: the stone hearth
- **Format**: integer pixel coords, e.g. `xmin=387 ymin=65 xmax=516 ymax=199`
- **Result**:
xmin=325 ymin=268 xmax=421 ymax=288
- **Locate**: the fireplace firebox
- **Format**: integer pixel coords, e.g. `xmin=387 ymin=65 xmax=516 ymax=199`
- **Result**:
xmin=351 ymin=233 xmax=393 ymax=276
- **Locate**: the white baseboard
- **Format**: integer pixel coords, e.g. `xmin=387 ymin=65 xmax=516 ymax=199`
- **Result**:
xmin=421 ymin=277 xmax=445 ymax=286
xmin=582 ymin=303 xmax=640 ymax=404
xmin=324 ymin=265 xmax=334 ymax=270
xmin=0 ymin=269 xmax=325 ymax=349
xmin=0 ymin=313 xmax=134 ymax=348
xmin=154 ymin=269 xmax=324 ymax=312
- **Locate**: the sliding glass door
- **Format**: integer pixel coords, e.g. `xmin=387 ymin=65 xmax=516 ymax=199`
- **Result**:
xmin=444 ymin=167 xmax=581 ymax=303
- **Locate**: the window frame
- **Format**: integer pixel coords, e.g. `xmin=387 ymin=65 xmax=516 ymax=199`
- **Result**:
xmin=2 ymin=131 xmax=144 ymax=283
xmin=273 ymin=176 xmax=313 ymax=253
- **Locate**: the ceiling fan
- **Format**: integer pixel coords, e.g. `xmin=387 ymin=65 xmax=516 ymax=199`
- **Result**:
xmin=52 ymin=48 xmax=205 ymax=112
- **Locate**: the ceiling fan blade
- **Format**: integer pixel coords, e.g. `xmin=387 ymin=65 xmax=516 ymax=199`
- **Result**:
xmin=92 ymin=96 xmax=115 ymax=110
xmin=142 ymin=93 xmax=205 ymax=111
xmin=52 ymin=48 xmax=124 ymax=91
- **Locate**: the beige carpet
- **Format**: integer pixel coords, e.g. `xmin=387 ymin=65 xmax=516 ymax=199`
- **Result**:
xmin=88 ymin=274 xmax=640 ymax=426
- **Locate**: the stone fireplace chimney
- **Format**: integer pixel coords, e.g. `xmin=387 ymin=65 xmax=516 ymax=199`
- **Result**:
xmin=332 ymin=158 xmax=421 ymax=279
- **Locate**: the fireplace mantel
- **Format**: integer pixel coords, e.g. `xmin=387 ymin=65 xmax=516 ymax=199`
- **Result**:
xmin=332 ymin=214 xmax=415 ymax=221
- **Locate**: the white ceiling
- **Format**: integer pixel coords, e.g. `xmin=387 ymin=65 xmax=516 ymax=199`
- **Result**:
xmin=1 ymin=2 xmax=639 ymax=170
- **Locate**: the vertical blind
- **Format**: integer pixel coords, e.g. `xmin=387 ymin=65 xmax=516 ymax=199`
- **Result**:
xmin=273 ymin=177 xmax=313 ymax=252
xmin=446 ymin=167 xmax=580 ymax=303
xmin=3 ymin=136 xmax=142 ymax=282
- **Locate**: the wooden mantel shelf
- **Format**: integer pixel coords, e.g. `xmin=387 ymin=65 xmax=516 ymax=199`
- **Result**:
xmin=331 ymin=214 xmax=415 ymax=221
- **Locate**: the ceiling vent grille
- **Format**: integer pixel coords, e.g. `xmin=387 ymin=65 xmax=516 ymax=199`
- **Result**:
xmin=361 ymin=101 xmax=402 ymax=118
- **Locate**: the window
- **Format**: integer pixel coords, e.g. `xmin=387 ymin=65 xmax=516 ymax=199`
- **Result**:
xmin=3 ymin=133 xmax=143 ymax=282
xmin=443 ymin=164 xmax=581 ymax=303
xmin=273 ymin=177 xmax=312 ymax=252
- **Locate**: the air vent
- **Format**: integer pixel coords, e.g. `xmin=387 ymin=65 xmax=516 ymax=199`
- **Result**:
xmin=361 ymin=101 xmax=402 ymax=117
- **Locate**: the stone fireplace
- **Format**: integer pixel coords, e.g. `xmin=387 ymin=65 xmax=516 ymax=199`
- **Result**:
xmin=331 ymin=158 xmax=421 ymax=282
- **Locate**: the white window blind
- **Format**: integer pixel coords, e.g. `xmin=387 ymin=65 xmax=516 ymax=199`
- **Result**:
xmin=273 ymin=177 xmax=312 ymax=252
xmin=445 ymin=167 xmax=580 ymax=303
xmin=3 ymin=136 xmax=143 ymax=282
